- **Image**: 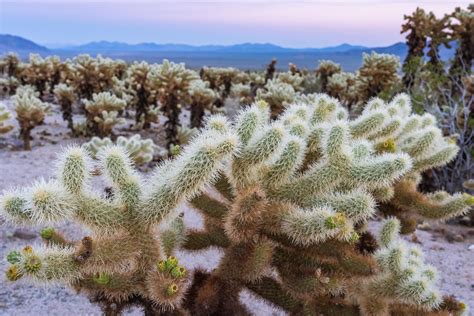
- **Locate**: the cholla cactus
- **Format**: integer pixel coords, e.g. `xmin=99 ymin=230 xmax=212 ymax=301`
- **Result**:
xmin=149 ymin=60 xmax=198 ymax=149
xmin=126 ymin=61 xmax=159 ymax=128
xmin=231 ymin=83 xmax=254 ymax=106
xmin=356 ymin=52 xmax=401 ymax=102
xmin=0 ymin=76 xmax=20 ymax=97
xmin=182 ymin=96 xmax=468 ymax=315
xmin=200 ymin=67 xmax=243 ymax=107
xmin=354 ymin=218 xmax=462 ymax=315
xmin=327 ymin=72 xmax=358 ymax=108
xmin=83 ymin=92 xmax=126 ymax=137
xmin=189 ymin=80 xmax=217 ymax=128
xmin=256 ymin=79 xmax=297 ymax=117
xmin=356 ymin=94 xmax=473 ymax=232
xmin=0 ymin=52 xmax=21 ymax=77
xmin=54 ymin=83 xmax=77 ymax=132
xmin=69 ymin=55 xmax=119 ymax=99
xmin=83 ymin=134 xmax=158 ymax=166
xmin=13 ymin=86 xmax=50 ymax=150
xmin=20 ymin=54 xmax=50 ymax=97
xmin=1 ymin=124 xmax=237 ymax=314
xmin=316 ymin=60 xmax=342 ymax=92
xmin=0 ymin=104 xmax=14 ymax=134
xmin=276 ymin=71 xmax=304 ymax=92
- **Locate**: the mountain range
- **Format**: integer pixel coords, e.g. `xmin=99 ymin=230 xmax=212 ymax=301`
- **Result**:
xmin=0 ymin=34 xmax=454 ymax=71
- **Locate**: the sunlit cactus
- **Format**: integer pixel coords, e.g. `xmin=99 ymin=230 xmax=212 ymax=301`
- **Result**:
xmin=316 ymin=60 xmax=342 ymax=92
xmin=149 ymin=59 xmax=199 ymax=149
xmin=0 ymin=104 xmax=14 ymax=134
xmin=181 ymin=97 xmax=447 ymax=314
xmin=13 ymin=85 xmax=50 ymax=150
xmin=356 ymin=52 xmax=401 ymax=102
xmin=256 ymin=79 xmax=297 ymax=117
xmin=231 ymin=83 xmax=254 ymax=106
xmin=353 ymin=218 xmax=466 ymax=316
xmin=53 ymin=83 xmax=77 ymax=132
xmin=189 ymin=79 xmax=217 ymax=128
xmin=83 ymin=92 xmax=126 ymax=137
xmin=1 ymin=123 xmax=237 ymax=314
xmin=355 ymin=94 xmax=473 ymax=233
xmin=83 ymin=134 xmax=158 ymax=166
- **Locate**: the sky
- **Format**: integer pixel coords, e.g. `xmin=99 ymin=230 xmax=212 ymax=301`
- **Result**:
xmin=0 ymin=0 xmax=471 ymax=48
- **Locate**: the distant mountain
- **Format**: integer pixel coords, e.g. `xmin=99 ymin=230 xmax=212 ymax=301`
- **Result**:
xmin=1 ymin=34 xmax=457 ymax=71
xmin=0 ymin=34 xmax=49 ymax=54
xmin=59 ymin=40 xmax=369 ymax=54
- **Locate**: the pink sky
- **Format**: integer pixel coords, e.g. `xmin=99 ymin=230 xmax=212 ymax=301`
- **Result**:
xmin=0 ymin=0 xmax=471 ymax=47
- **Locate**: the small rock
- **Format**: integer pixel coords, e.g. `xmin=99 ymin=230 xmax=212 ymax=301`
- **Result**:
xmin=417 ymin=222 xmax=432 ymax=231
xmin=446 ymin=233 xmax=465 ymax=243
xmin=468 ymin=244 xmax=474 ymax=251
xmin=12 ymin=229 xmax=36 ymax=240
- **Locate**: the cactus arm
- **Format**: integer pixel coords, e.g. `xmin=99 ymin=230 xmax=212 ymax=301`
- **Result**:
xmin=190 ymin=194 xmax=229 ymax=219
xmin=141 ymin=130 xmax=237 ymax=224
xmin=183 ymin=229 xmax=230 ymax=250
xmin=392 ymin=180 xmax=474 ymax=220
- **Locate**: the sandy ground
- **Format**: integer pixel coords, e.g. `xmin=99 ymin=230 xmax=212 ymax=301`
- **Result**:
xmin=0 ymin=98 xmax=472 ymax=315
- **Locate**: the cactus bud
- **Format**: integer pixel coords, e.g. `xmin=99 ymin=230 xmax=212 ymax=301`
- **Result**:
xmin=93 ymin=272 xmax=111 ymax=285
xmin=166 ymin=283 xmax=178 ymax=296
xmin=40 ymin=227 xmax=55 ymax=240
xmin=171 ymin=266 xmax=187 ymax=279
xmin=6 ymin=250 xmax=22 ymax=264
xmin=6 ymin=265 xmax=22 ymax=281
xmin=23 ymin=255 xmax=42 ymax=274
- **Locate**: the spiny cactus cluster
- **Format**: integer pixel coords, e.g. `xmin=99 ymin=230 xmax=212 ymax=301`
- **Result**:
xmin=53 ymin=83 xmax=77 ymax=132
xmin=82 ymin=134 xmax=158 ymax=166
xmin=357 ymin=94 xmax=474 ymax=233
xmin=13 ymin=86 xmax=50 ymax=150
xmin=0 ymin=104 xmax=14 ymax=134
xmin=1 ymin=123 xmax=236 ymax=314
xmin=182 ymin=95 xmax=470 ymax=315
xmin=1 ymin=94 xmax=471 ymax=315
xmin=83 ymin=92 xmax=126 ymax=137
xmin=149 ymin=59 xmax=199 ymax=149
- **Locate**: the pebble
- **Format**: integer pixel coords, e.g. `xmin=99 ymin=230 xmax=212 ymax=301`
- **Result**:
xmin=468 ymin=244 xmax=474 ymax=251
xmin=12 ymin=229 xmax=36 ymax=240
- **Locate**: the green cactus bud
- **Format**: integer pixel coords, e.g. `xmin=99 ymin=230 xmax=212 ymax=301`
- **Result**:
xmin=164 ymin=256 xmax=179 ymax=272
xmin=166 ymin=283 xmax=179 ymax=296
xmin=6 ymin=250 xmax=22 ymax=264
xmin=23 ymin=255 xmax=42 ymax=274
xmin=93 ymin=272 xmax=111 ymax=285
xmin=40 ymin=227 xmax=55 ymax=240
xmin=170 ymin=144 xmax=181 ymax=156
xmin=171 ymin=266 xmax=187 ymax=279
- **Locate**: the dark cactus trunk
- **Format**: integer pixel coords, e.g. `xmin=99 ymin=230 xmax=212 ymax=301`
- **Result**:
xmin=164 ymin=94 xmax=180 ymax=149
xmin=190 ymin=102 xmax=205 ymax=129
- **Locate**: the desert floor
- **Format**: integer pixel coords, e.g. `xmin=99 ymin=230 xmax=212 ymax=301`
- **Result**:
xmin=0 ymin=99 xmax=472 ymax=315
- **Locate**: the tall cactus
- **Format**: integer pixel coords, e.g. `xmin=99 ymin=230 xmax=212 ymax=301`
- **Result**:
xmin=149 ymin=60 xmax=198 ymax=149
xmin=1 ymin=124 xmax=237 ymax=314
xmin=54 ymin=83 xmax=77 ymax=132
xmin=13 ymin=86 xmax=50 ymax=150
xmin=354 ymin=94 xmax=473 ymax=233
xmin=182 ymin=95 xmax=469 ymax=315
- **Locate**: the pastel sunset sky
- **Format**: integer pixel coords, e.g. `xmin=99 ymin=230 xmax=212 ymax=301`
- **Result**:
xmin=0 ymin=0 xmax=471 ymax=47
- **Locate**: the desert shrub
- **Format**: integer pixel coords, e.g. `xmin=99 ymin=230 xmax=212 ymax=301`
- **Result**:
xmin=53 ymin=83 xmax=77 ymax=132
xmin=0 ymin=104 xmax=14 ymax=134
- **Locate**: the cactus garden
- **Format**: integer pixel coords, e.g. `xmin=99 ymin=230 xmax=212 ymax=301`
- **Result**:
xmin=0 ymin=2 xmax=473 ymax=315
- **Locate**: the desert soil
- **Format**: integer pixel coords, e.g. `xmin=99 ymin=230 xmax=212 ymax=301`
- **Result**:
xmin=0 ymin=98 xmax=472 ymax=316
